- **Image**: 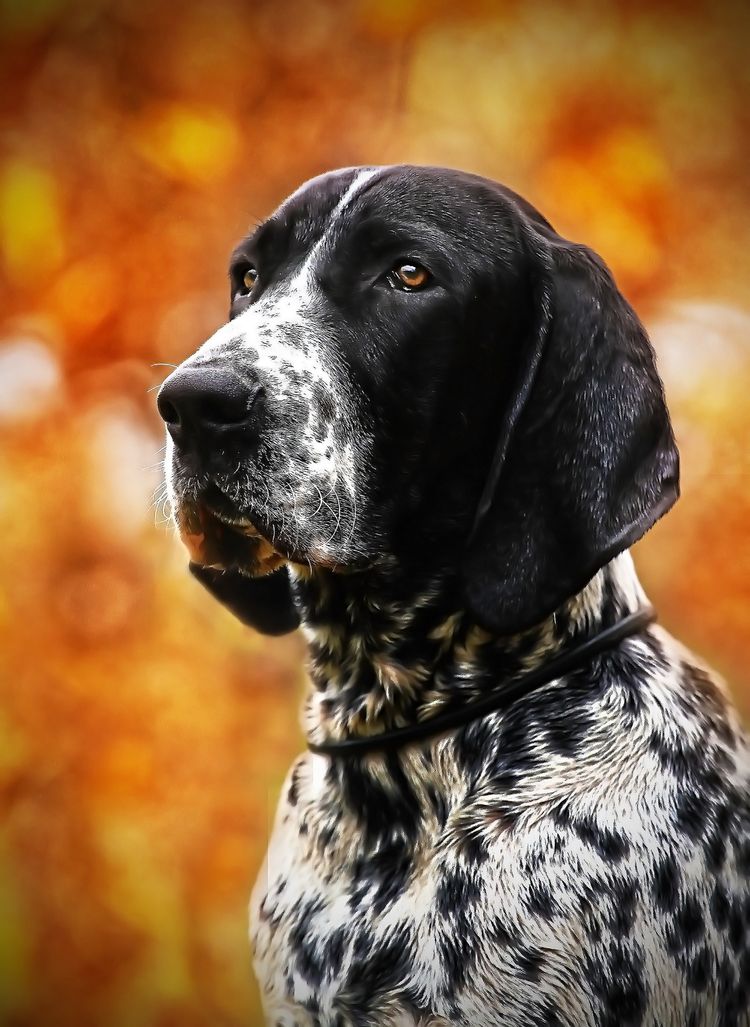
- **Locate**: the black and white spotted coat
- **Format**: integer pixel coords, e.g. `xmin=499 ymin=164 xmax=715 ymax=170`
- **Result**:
xmin=251 ymin=553 xmax=750 ymax=1027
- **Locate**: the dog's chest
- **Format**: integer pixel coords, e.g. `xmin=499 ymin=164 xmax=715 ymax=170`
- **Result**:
xmin=248 ymin=742 xmax=582 ymax=1027
xmin=250 ymin=756 xmax=452 ymax=1026
xmin=249 ymin=648 xmax=750 ymax=1027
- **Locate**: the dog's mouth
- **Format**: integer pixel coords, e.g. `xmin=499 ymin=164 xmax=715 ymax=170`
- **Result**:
xmin=174 ymin=500 xmax=286 ymax=576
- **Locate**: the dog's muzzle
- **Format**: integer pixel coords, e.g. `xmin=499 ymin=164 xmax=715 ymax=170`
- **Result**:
xmin=157 ymin=362 xmax=284 ymax=575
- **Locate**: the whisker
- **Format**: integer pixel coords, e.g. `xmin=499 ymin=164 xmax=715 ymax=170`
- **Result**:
xmin=345 ymin=486 xmax=359 ymax=553
xmin=311 ymin=483 xmax=325 ymax=519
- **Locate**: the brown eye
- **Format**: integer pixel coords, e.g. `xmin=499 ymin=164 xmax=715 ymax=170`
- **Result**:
xmin=391 ymin=262 xmax=430 ymax=291
xmin=242 ymin=267 xmax=259 ymax=292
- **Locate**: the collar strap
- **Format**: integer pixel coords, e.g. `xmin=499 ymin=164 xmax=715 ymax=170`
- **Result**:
xmin=307 ymin=606 xmax=656 ymax=757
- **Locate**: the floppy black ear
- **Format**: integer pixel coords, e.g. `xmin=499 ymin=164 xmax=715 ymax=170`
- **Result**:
xmin=462 ymin=232 xmax=679 ymax=635
xmin=189 ymin=563 xmax=300 ymax=635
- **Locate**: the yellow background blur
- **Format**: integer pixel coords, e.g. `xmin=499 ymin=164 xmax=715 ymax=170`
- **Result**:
xmin=1 ymin=1 xmax=749 ymax=1024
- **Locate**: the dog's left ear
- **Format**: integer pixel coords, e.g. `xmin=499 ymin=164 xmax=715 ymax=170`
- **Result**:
xmin=462 ymin=229 xmax=679 ymax=635
xmin=189 ymin=563 xmax=300 ymax=635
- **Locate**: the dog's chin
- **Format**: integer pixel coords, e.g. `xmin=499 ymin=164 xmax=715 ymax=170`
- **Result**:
xmin=174 ymin=500 xmax=286 ymax=577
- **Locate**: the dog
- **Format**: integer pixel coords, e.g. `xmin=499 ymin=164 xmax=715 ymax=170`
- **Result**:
xmin=157 ymin=166 xmax=750 ymax=1027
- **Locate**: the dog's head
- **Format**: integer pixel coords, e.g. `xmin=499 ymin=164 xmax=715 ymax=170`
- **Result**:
xmin=158 ymin=165 xmax=678 ymax=635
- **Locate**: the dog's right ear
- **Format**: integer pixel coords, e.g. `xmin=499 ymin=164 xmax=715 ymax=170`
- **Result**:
xmin=189 ymin=564 xmax=300 ymax=635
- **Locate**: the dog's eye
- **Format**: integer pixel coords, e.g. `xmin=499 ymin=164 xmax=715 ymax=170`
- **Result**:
xmin=242 ymin=267 xmax=259 ymax=293
xmin=389 ymin=262 xmax=431 ymax=291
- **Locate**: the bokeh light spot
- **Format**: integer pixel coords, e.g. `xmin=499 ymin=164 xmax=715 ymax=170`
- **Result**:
xmin=0 ymin=161 xmax=64 ymax=280
xmin=0 ymin=338 xmax=62 ymax=422
xmin=135 ymin=105 xmax=240 ymax=185
xmin=49 ymin=258 xmax=118 ymax=335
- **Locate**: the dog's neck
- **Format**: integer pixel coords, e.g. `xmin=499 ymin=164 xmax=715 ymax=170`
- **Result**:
xmin=290 ymin=551 xmax=648 ymax=748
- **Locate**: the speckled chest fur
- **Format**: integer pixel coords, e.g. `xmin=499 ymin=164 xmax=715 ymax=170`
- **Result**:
xmin=250 ymin=555 xmax=750 ymax=1027
xmin=157 ymin=166 xmax=750 ymax=1026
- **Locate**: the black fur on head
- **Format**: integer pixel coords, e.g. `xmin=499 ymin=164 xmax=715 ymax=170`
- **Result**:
xmin=162 ymin=166 xmax=679 ymax=637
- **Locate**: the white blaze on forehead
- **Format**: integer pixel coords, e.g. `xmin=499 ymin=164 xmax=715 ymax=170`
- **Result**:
xmin=247 ymin=165 xmax=383 ymax=331
xmin=194 ymin=166 xmax=382 ymax=370
xmin=293 ymin=166 xmax=382 ymax=284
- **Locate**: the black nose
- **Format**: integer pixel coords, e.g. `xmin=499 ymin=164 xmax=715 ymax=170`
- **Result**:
xmin=157 ymin=365 xmax=262 ymax=448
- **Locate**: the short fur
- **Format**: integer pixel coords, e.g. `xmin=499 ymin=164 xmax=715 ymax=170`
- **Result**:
xmin=159 ymin=166 xmax=750 ymax=1026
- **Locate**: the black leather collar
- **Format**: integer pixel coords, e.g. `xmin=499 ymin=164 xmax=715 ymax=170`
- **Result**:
xmin=307 ymin=606 xmax=656 ymax=756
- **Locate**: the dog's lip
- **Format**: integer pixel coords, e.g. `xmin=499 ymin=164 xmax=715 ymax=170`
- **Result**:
xmin=174 ymin=496 xmax=286 ymax=573
xmin=203 ymin=505 xmax=262 ymax=536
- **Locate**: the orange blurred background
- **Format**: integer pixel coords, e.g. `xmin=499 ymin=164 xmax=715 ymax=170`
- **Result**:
xmin=1 ymin=1 xmax=749 ymax=1024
